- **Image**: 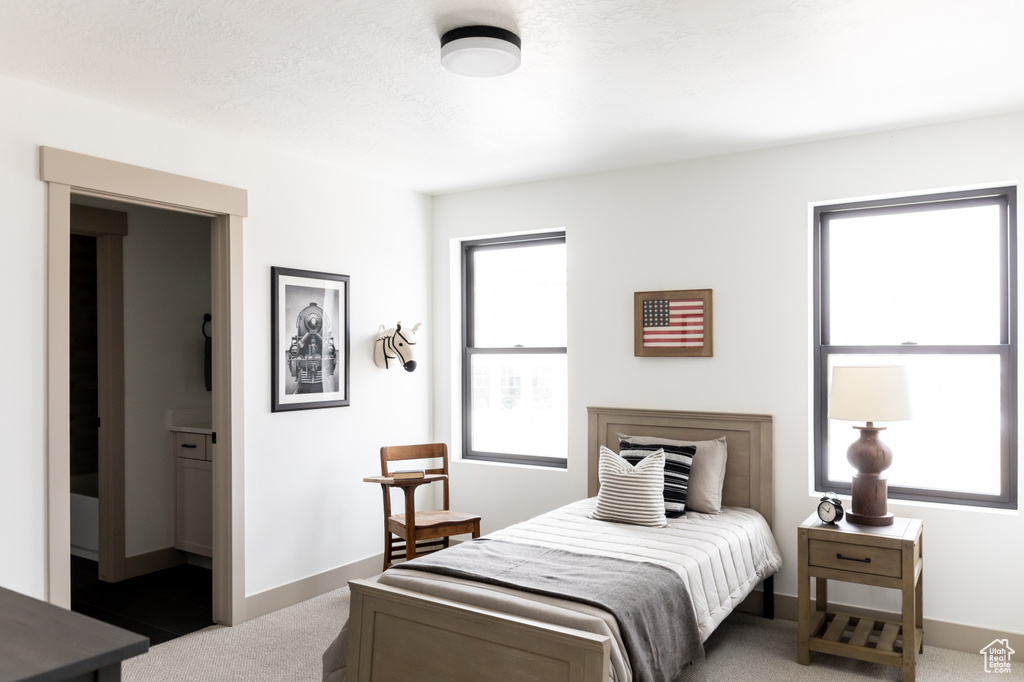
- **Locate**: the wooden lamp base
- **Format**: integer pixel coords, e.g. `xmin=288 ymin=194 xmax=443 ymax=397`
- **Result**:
xmin=846 ymin=472 xmax=894 ymax=526
xmin=846 ymin=423 xmax=895 ymax=527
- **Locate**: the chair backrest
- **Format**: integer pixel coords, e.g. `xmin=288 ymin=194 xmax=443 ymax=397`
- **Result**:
xmin=379 ymin=443 xmax=450 ymax=514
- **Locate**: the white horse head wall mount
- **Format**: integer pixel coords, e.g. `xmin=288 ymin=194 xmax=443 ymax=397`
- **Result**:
xmin=374 ymin=322 xmax=421 ymax=372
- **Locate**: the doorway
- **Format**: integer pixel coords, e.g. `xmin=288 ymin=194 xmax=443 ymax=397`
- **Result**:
xmin=69 ymin=198 xmax=216 ymax=641
xmin=43 ymin=146 xmax=248 ymax=625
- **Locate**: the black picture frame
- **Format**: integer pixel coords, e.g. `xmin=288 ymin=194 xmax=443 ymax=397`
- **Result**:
xmin=271 ymin=267 xmax=350 ymax=412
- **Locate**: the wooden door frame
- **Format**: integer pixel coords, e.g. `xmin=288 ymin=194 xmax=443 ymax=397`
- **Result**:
xmin=42 ymin=147 xmax=248 ymax=624
xmin=69 ymin=205 xmax=128 ymax=583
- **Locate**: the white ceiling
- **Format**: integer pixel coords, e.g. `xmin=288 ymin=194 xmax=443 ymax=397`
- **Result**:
xmin=5 ymin=0 xmax=1024 ymax=195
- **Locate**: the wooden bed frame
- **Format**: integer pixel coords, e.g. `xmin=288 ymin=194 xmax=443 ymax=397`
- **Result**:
xmin=345 ymin=408 xmax=775 ymax=682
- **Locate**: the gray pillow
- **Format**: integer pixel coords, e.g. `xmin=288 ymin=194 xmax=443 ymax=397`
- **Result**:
xmin=617 ymin=434 xmax=728 ymax=513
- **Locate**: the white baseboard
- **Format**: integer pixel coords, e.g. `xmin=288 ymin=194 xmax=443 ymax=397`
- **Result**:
xmin=124 ymin=547 xmax=185 ymax=578
xmin=186 ymin=553 xmax=213 ymax=569
xmin=70 ymin=546 xmax=98 ymax=562
xmin=244 ymin=553 xmax=384 ymax=621
xmin=69 ymin=546 xmax=185 ymax=579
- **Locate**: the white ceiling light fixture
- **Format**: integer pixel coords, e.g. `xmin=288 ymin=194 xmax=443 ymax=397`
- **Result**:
xmin=440 ymin=25 xmax=521 ymax=77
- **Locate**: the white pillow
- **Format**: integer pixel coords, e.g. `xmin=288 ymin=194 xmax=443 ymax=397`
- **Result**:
xmin=590 ymin=446 xmax=667 ymax=527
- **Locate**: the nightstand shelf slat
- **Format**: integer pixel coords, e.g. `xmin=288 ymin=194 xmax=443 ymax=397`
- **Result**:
xmin=809 ymin=612 xmax=917 ymax=666
xmin=876 ymin=621 xmax=901 ymax=652
xmin=822 ymin=613 xmax=851 ymax=641
xmin=849 ymin=617 xmax=875 ymax=648
xmin=809 ymin=610 xmax=827 ymax=637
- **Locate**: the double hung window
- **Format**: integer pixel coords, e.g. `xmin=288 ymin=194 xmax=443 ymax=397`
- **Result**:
xmin=814 ymin=187 xmax=1016 ymax=508
xmin=462 ymin=233 xmax=568 ymax=467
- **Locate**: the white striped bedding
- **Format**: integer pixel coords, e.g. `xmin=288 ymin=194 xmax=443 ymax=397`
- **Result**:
xmin=366 ymin=498 xmax=781 ymax=682
xmin=485 ymin=497 xmax=782 ymax=642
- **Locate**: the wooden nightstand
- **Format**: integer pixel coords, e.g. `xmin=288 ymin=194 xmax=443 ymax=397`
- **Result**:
xmin=797 ymin=513 xmax=923 ymax=681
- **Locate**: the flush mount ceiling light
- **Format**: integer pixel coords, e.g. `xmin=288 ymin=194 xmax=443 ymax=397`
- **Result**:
xmin=440 ymin=25 xmax=521 ymax=77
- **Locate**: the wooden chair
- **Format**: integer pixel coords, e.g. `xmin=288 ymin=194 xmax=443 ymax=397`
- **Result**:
xmin=377 ymin=443 xmax=481 ymax=570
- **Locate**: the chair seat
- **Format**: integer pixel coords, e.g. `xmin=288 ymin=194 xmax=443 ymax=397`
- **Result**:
xmin=389 ymin=510 xmax=481 ymax=529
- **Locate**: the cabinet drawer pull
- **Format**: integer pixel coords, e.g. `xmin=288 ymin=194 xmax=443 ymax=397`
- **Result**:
xmin=837 ymin=553 xmax=871 ymax=563
xmin=181 ymin=443 xmax=198 ymax=449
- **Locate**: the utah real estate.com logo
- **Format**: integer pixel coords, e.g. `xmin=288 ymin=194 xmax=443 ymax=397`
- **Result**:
xmin=980 ymin=638 xmax=1015 ymax=674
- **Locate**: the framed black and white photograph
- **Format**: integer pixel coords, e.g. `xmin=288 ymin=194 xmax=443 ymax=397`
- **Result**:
xmin=271 ymin=267 xmax=350 ymax=412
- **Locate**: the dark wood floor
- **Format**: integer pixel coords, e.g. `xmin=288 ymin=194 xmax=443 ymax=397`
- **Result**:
xmin=71 ymin=555 xmax=214 ymax=645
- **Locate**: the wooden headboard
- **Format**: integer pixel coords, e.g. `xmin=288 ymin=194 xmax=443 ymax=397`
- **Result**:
xmin=587 ymin=407 xmax=775 ymax=530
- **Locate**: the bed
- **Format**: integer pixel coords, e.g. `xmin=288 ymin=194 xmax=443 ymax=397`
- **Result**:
xmin=327 ymin=407 xmax=781 ymax=682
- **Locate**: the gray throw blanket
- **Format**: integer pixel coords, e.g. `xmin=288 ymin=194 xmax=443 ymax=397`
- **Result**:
xmin=401 ymin=539 xmax=703 ymax=682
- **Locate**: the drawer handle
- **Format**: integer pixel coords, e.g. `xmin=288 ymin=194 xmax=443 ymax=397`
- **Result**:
xmin=837 ymin=553 xmax=871 ymax=564
xmin=181 ymin=444 xmax=198 ymax=449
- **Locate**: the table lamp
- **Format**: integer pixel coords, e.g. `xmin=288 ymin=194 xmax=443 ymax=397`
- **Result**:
xmin=827 ymin=365 xmax=911 ymax=526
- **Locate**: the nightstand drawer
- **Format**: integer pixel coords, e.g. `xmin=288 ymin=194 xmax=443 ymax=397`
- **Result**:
xmin=174 ymin=431 xmax=208 ymax=460
xmin=808 ymin=539 xmax=901 ymax=578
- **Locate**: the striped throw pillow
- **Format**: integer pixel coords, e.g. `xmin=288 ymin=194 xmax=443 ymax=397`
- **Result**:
xmin=619 ymin=438 xmax=696 ymax=518
xmin=591 ymin=446 xmax=667 ymax=527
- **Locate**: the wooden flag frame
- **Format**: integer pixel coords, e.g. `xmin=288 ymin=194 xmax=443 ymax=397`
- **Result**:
xmin=634 ymin=289 xmax=713 ymax=357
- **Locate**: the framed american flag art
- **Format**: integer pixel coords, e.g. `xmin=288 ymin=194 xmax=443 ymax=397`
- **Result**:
xmin=634 ymin=289 xmax=713 ymax=357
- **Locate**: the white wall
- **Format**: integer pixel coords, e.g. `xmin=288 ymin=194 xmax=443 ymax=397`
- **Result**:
xmin=432 ymin=112 xmax=1024 ymax=635
xmin=120 ymin=204 xmax=211 ymax=556
xmin=4 ymin=64 xmax=1020 ymax=634
xmin=0 ymin=73 xmax=431 ymax=599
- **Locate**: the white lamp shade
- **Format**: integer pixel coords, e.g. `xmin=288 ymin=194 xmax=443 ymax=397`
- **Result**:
xmin=828 ymin=365 xmax=912 ymax=422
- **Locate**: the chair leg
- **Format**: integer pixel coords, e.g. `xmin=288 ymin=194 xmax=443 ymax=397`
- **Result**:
xmin=383 ymin=530 xmax=393 ymax=571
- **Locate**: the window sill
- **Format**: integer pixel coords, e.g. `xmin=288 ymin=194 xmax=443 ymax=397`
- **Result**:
xmin=809 ymin=490 xmax=1018 ymax=517
xmin=456 ymin=456 xmax=568 ymax=472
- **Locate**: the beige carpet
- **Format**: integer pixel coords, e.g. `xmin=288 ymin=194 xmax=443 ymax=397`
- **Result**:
xmin=124 ymin=586 xmax=1019 ymax=681
xmin=123 ymin=587 xmax=350 ymax=682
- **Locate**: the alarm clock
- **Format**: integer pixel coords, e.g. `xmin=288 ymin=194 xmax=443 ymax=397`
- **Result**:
xmin=817 ymin=493 xmax=844 ymax=524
